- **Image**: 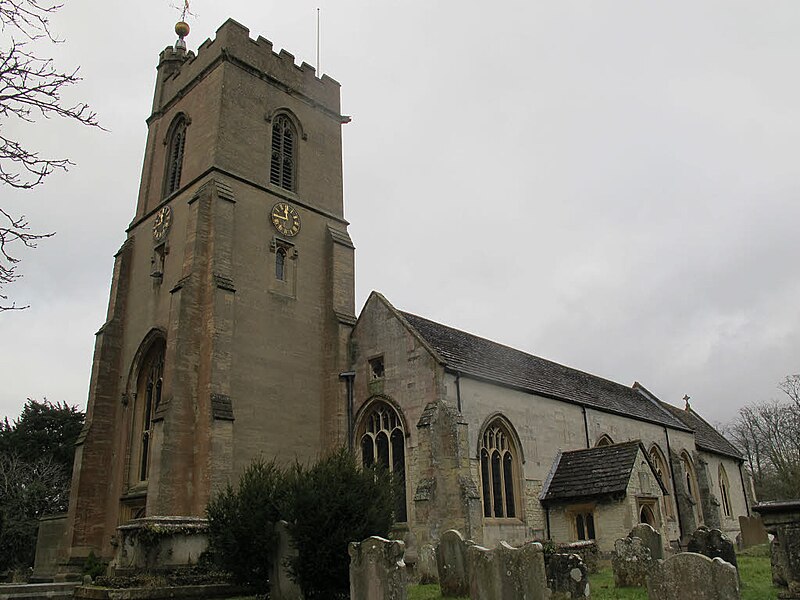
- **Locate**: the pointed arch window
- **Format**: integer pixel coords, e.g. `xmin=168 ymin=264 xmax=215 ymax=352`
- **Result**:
xmin=136 ymin=342 xmax=164 ymax=483
xmin=719 ymin=465 xmax=732 ymax=517
xmin=681 ymin=452 xmax=699 ymax=503
xmin=595 ymin=434 xmax=614 ymax=447
xmin=270 ymin=114 xmax=296 ymax=191
xmin=480 ymin=420 xmax=520 ymax=519
xmin=359 ymin=401 xmax=407 ymax=522
xmin=275 ymin=247 xmax=287 ymax=281
xmin=164 ymin=116 xmax=187 ymax=197
xmin=649 ymin=444 xmax=674 ymax=518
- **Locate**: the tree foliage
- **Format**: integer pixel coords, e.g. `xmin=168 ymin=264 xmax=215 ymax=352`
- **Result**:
xmin=206 ymin=448 xmax=396 ymax=598
xmin=729 ymin=374 xmax=800 ymax=501
xmin=0 ymin=398 xmax=84 ymax=572
xmin=0 ymin=0 xmax=101 ymax=311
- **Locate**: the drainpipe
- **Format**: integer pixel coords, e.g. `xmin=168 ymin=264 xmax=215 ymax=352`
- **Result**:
xmin=545 ymin=505 xmax=551 ymax=540
xmin=582 ymin=406 xmax=590 ymax=448
xmin=339 ymin=371 xmax=355 ymax=451
xmin=455 ymin=370 xmax=463 ymax=413
xmin=664 ymin=426 xmax=684 ymax=540
xmin=737 ymin=461 xmax=750 ymax=517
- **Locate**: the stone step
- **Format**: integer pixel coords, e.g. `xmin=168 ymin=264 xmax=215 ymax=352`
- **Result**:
xmin=0 ymin=582 xmax=78 ymax=600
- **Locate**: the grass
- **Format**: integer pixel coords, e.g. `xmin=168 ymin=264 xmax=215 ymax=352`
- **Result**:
xmin=408 ymin=546 xmax=777 ymax=600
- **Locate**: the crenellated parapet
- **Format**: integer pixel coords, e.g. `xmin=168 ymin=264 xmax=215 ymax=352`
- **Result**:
xmin=152 ymin=18 xmax=342 ymax=118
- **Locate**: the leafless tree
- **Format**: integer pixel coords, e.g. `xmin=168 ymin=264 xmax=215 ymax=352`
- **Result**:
xmin=729 ymin=374 xmax=800 ymax=501
xmin=0 ymin=0 xmax=101 ymax=311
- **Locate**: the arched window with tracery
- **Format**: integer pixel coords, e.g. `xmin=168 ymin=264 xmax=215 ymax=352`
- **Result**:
xmin=164 ymin=116 xmax=187 ymax=197
xmin=719 ymin=464 xmax=732 ymax=517
xmin=595 ymin=434 xmax=614 ymax=447
xmin=649 ymin=444 xmax=674 ymax=518
xmin=480 ymin=419 xmax=520 ymax=519
xmin=135 ymin=342 xmax=164 ymax=483
xmin=359 ymin=401 xmax=407 ymax=522
xmin=270 ymin=114 xmax=296 ymax=191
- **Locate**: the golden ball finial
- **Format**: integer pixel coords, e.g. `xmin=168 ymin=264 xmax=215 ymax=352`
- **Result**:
xmin=175 ymin=21 xmax=190 ymax=38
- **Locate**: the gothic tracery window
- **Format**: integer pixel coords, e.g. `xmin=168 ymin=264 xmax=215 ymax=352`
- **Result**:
xmin=360 ymin=401 xmax=407 ymax=522
xmin=164 ymin=116 xmax=187 ymax=197
xmin=480 ymin=420 xmax=519 ymax=519
xmin=137 ymin=343 xmax=164 ymax=482
xmin=649 ymin=444 xmax=674 ymax=517
xmin=270 ymin=114 xmax=296 ymax=191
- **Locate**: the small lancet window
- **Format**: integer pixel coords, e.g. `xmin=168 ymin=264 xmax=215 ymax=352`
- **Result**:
xmin=164 ymin=116 xmax=187 ymax=197
xmin=275 ymin=247 xmax=287 ymax=281
xmin=270 ymin=114 xmax=296 ymax=191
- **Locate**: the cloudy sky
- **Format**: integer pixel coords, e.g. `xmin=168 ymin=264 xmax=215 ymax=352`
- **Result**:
xmin=1 ymin=1 xmax=798 ymax=427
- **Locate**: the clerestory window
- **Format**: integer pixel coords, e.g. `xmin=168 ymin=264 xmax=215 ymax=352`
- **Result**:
xmin=270 ymin=114 xmax=296 ymax=191
xmin=480 ymin=420 xmax=519 ymax=519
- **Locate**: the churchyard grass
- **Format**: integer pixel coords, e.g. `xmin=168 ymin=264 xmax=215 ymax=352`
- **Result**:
xmin=408 ymin=546 xmax=776 ymax=600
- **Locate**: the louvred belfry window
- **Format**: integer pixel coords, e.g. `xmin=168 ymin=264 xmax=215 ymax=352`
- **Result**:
xmin=270 ymin=114 xmax=296 ymax=191
xmin=480 ymin=421 xmax=519 ymax=518
xmin=164 ymin=117 xmax=187 ymax=197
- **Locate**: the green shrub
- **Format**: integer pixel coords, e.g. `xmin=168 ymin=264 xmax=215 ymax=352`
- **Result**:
xmin=206 ymin=459 xmax=288 ymax=593
xmin=283 ymin=448 xmax=396 ymax=599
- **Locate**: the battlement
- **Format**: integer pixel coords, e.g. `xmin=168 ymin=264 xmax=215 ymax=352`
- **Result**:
xmin=154 ymin=18 xmax=341 ymax=116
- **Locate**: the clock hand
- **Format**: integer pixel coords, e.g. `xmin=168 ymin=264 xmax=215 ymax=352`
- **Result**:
xmin=273 ymin=213 xmax=288 ymax=221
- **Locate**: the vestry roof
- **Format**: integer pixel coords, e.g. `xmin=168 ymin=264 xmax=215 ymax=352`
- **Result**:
xmin=540 ymin=441 xmax=665 ymax=503
xmin=399 ymin=310 xmax=690 ymax=431
xmin=658 ymin=401 xmax=743 ymax=460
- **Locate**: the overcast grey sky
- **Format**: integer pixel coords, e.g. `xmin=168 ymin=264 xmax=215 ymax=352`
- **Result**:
xmin=1 ymin=1 xmax=798 ymax=427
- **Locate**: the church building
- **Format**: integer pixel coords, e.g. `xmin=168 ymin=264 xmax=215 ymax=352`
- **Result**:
xmin=55 ymin=19 xmax=750 ymax=572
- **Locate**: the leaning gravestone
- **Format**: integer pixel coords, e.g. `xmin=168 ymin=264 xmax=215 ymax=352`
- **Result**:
xmin=687 ymin=526 xmax=738 ymax=571
xmin=546 ymin=553 xmax=590 ymax=599
xmin=629 ymin=523 xmax=665 ymax=561
xmin=612 ymin=536 xmax=652 ymax=587
xmin=349 ymin=536 xmax=407 ymax=600
xmin=435 ymin=529 xmax=474 ymax=597
xmin=270 ymin=521 xmax=302 ymax=600
xmin=738 ymin=515 xmax=769 ymax=549
xmin=647 ymin=552 xmax=740 ymax=600
xmin=467 ymin=540 xmax=551 ymax=600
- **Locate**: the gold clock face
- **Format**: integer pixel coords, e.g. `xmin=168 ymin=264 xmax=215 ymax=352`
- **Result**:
xmin=270 ymin=202 xmax=301 ymax=237
xmin=153 ymin=206 xmax=172 ymax=242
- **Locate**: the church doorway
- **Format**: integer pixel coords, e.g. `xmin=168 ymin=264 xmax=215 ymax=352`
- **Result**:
xmin=639 ymin=503 xmax=656 ymax=527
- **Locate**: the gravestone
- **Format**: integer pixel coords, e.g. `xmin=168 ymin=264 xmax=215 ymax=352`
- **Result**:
xmin=467 ymin=541 xmax=551 ymax=600
xmin=349 ymin=536 xmax=407 ymax=600
xmin=738 ymin=515 xmax=769 ymax=549
xmin=612 ymin=536 xmax=651 ymax=587
xmin=687 ymin=526 xmax=738 ymax=571
xmin=436 ymin=530 xmax=474 ymax=597
xmin=269 ymin=520 xmax=302 ymax=600
xmin=629 ymin=523 xmax=665 ymax=561
xmin=753 ymin=500 xmax=800 ymax=599
xmin=416 ymin=543 xmax=438 ymax=584
xmin=546 ymin=553 xmax=590 ymax=599
xmin=647 ymin=552 xmax=740 ymax=600
xmin=555 ymin=540 xmax=599 ymax=574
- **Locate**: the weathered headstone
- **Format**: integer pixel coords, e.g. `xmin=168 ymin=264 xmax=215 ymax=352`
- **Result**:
xmin=349 ymin=536 xmax=407 ymax=600
xmin=467 ymin=541 xmax=551 ymax=600
xmin=687 ymin=526 xmax=738 ymax=571
xmin=556 ymin=540 xmax=599 ymax=574
xmin=753 ymin=500 xmax=800 ymax=600
xmin=436 ymin=530 xmax=474 ymax=597
xmin=416 ymin=543 xmax=438 ymax=584
xmin=647 ymin=552 xmax=740 ymax=600
xmin=612 ymin=536 xmax=651 ymax=587
xmin=629 ymin=523 xmax=665 ymax=561
xmin=546 ymin=553 xmax=590 ymax=599
xmin=738 ymin=515 xmax=769 ymax=549
xmin=270 ymin=520 xmax=302 ymax=600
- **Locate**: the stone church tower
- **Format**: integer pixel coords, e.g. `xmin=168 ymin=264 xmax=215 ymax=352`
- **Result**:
xmin=62 ymin=19 xmax=355 ymax=563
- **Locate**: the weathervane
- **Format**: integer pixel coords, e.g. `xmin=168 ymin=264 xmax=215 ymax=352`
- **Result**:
xmin=171 ymin=0 xmax=195 ymax=50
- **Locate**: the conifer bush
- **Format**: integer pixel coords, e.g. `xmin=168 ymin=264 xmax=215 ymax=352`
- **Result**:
xmin=205 ymin=449 xmax=396 ymax=598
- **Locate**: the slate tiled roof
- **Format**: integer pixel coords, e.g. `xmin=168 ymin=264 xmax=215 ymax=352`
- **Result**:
xmin=541 ymin=441 xmax=646 ymax=503
xmin=658 ymin=401 xmax=742 ymax=460
xmin=399 ymin=311 xmax=690 ymax=431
